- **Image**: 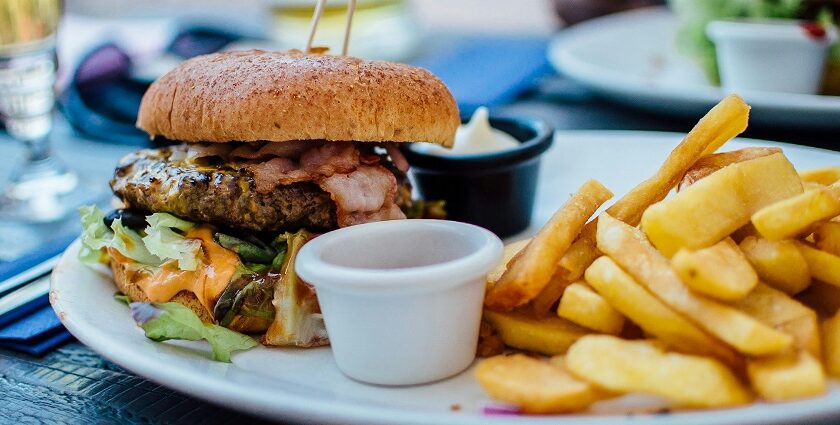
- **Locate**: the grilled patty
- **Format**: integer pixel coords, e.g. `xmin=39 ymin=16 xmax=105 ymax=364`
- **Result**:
xmin=111 ymin=147 xmax=339 ymax=232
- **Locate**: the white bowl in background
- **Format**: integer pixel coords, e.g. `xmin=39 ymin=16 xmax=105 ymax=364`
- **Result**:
xmin=707 ymin=19 xmax=838 ymax=95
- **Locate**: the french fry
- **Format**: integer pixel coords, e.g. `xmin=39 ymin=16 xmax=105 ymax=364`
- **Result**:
xmin=555 ymin=234 xmax=600 ymax=283
xmin=486 ymin=239 xmax=530 ymax=285
xmin=798 ymin=280 xmax=840 ymax=318
xmin=530 ymin=276 xmax=572 ymax=318
xmin=553 ymin=95 xmax=751 ymax=281
xmin=642 ymin=153 xmax=803 ymax=256
xmin=556 ymin=282 xmax=625 ymax=334
xmin=796 ymin=242 xmax=840 ymax=288
xmin=585 ymin=256 xmax=742 ymax=367
xmin=752 ymin=181 xmax=840 ymax=240
xmin=730 ymin=222 xmax=760 ymax=242
xmin=671 ymin=238 xmax=758 ymax=301
xmin=483 ymin=310 xmax=589 ymax=356
xmin=800 ymin=166 xmax=840 ymax=186
xmin=566 ymin=335 xmax=752 ymax=408
xmin=485 ymin=180 xmax=613 ymax=310
xmin=597 ymin=213 xmax=794 ymax=356
xmin=814 ymin=221 xmax=840 ymax=257
xmin=822 ymin=309 xmax=840 ymax=377
xmin=732 ymin=283 xmax=821 ymax=358
xmin=747 ymin=351 xmax=826 ymax=402
xmin=475 ymin=354 xmax=609 ymax=413
xmin=739 ymin=236 xmax=811 ymax=295
xmin=679 ymin=147 xmax=781 ymax=190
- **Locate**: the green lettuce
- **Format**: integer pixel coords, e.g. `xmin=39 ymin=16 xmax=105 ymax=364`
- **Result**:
xmin=143 ymin=213 xmax=201 ymax=271
xmin=78 ymin=206 xmax=161 ymax=266
xmin=129 ymin=301 xmax=257 ymax=362
xmin=79 ymin=207 xmax=204 ymax=271
xmin=78 ymin=205 xmax=112 ymax=265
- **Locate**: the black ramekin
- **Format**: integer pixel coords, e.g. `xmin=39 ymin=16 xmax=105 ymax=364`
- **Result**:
xmin=404 ymin=115 xmax=554 ymax=238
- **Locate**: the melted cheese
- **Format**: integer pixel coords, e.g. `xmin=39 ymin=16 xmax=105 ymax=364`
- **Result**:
xmin=128 ymin=227 xmax=240 ymax=314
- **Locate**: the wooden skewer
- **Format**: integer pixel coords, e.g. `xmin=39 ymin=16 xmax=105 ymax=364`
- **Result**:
xmin=341 ymin=0 xmax=357 ymax=56
xmin=306 ymin=0 xmax=329 ymax=53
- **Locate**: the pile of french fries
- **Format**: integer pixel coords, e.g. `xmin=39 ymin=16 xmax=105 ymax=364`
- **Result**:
xmin=476 ymin=94 xmax=840 ymax=414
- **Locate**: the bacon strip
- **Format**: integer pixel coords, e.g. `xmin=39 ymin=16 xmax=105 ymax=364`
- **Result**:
xmin=319 ymin=165 xmax=406 ymax=227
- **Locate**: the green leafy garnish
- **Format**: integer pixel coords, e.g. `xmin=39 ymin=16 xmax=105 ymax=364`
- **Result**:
xmin=128 ymin=301 xmax=257 ymax=362
xmin=142 ymin=212 xmax=201 ymax=271
xmin=78 ymin=205 xmax=161 ymax=266
xmin=215 ymin=232 xmax=276 ymax=263
xmin=114 ymin=293 xmax=131 ymax=305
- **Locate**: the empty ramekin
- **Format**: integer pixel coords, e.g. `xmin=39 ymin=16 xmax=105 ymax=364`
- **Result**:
xmin=295 ymin=219 xmax=503 ymax=386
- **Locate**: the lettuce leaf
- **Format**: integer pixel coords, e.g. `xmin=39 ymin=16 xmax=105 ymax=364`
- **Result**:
xmin=78 ymin=205 xmax=161 ymax=266
xmin=78 ymin=205 xmax=112 ymax=265
xmin=129 ymin=301 xmax=257 ymax=362
xmin=111 ymin=218 xmax=161 ymax=265
xmin=143 ymin=213 xmax=201 ymax=271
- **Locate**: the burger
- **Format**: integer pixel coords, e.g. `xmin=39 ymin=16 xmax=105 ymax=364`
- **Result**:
xmin=79 ymin=50 xmax=459 ymax=353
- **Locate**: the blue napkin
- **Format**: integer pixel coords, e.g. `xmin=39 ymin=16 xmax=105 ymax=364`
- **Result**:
xmin=413 ymin=36 xmax=552 ymax=115
xmin=0 ymin=235 xmax=77 ymax=355
xmin=0 ymin=302 xmax=74 ymax=355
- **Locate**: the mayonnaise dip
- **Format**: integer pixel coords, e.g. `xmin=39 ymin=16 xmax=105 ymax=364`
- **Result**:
xmin=416 ymin=107 xmax=519 ymax=156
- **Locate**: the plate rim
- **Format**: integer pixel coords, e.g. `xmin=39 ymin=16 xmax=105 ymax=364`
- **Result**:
xmin=51 ymin=130 xmax=840 ymax=425
xmin=547 ymin=7 xmax=840 ymax=117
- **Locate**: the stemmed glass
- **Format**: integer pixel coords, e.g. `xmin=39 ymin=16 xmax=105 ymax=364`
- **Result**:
xmin=0 ymin=0 xmax=97 ymax=262
xmin=0 ymin=0 xmax=96 ymax=258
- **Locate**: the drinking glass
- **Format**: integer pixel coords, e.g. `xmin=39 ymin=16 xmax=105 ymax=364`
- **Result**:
xmin=0 ymin=0 xmax=93 ymax=223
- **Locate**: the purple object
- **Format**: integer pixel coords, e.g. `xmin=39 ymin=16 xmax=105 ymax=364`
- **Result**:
xmin=481 ymin=403 xmax=522 ymax=416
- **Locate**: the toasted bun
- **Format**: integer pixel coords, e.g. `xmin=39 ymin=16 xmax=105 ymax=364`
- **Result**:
xmin=110 ymin=258 xmax=215 ymax=324
xmin=137 ymin=50 xmax=460 ymax=147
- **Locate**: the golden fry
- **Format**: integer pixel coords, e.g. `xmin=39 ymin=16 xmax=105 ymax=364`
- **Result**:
xmin=557 ymin=282 xmax=625 ymax=334
xmin=822 ymin=309 xmax=840 ymax=377
xmin=585 ymin=256 xmax=742 ymax=367
xmin=642 ymin=153 xmax=803 ymax=256
xmin=566 ymin=335 xmax=752 ymax=408
xmin=554 ymin=95 xmax=751 ymax=281
xmin=747 ymin=351 xmax=826 ymax=402
xmin=752 ymin=181 xmax=840 ymax=240
xmin=671 ymin=238 xmax=758 ymax=301
xmin=797 ymin=242 xmax=840 ymax=288
xmin=597 ymin=213 xmax=793 ymax=356
xmin=740 ymin=237 xmax=811 ymax=295
xmin=475 ymin=354 xmax=609 ymax=414
xmin=814 ymin=221 xmax=840 ymax=257
xmin=485 ymin=180 xmax=612 ymax=310
xmin=679 ymin=147 xmax=781 ymax=190
xmin=486 ymin=239 xmax=530 ymax=285
xmin=483 ymin=310 xmax=589 ymax=356
xmin=530 ymin=276 xmax=572 ymax=318
xmin=732 ymin=283 xmax=821 ymax=358
xmin=800 ymin=166 xmax=840 ymax=186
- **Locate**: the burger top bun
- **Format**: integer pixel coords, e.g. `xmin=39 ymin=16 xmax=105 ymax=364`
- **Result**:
xmin=137 ymin=50 xmax=460 ymax=147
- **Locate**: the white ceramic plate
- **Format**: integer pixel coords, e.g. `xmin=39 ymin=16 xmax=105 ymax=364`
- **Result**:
xmin=52 ymin=131 xmax=840 ymax=425
xmin=548 ymin=7 xmax=840 ymax=130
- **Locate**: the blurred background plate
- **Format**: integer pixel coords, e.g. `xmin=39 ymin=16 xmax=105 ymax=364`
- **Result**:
xmin=548 ymin=7 xmax=840 ymax=130
xmin=52 ymin=130 xmax=840 ymax=425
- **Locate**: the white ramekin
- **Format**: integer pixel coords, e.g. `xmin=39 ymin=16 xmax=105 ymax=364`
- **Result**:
xmin=707 ymin=19 xmax=838 ymax=94
xmin=295 ymin=219 xmax=503 ymax=386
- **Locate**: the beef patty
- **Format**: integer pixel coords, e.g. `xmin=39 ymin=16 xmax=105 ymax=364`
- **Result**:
xmin=111 ymin=147 xmax=342 ymax=232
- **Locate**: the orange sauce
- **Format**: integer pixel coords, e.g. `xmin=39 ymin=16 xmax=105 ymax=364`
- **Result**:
xmin=115 ymin=226 xmax=240 ymax=315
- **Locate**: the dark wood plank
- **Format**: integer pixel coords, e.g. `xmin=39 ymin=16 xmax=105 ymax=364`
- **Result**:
xmin=0 ymin=342 xmax=279 ymax=424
